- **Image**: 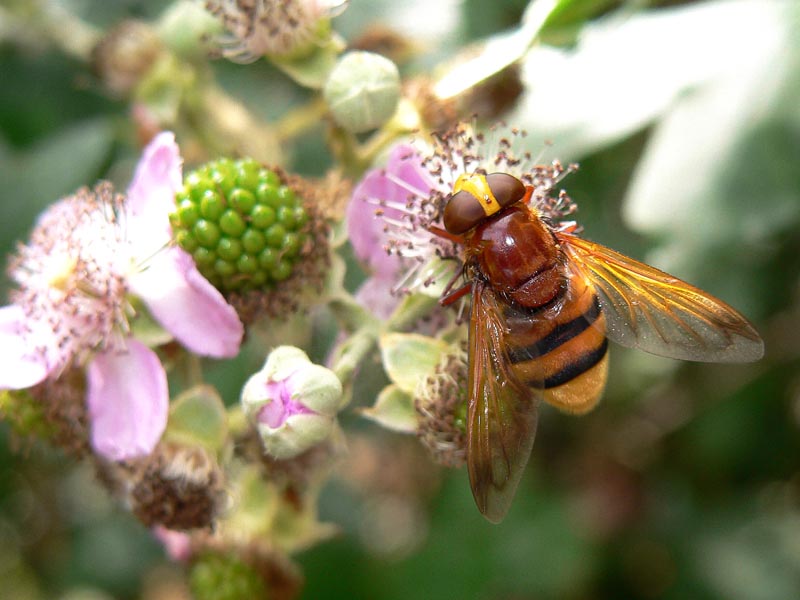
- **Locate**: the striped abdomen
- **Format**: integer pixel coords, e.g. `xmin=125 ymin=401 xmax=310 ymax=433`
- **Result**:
xmin=467 ymin=204 xmax=609 ymax=413
xmin=503 ymin=274 xmax=609 ymax=414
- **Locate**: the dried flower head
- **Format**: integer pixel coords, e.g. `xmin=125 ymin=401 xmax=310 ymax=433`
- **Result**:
xmin=414 ymin=345 xmax=468 ymax=468
xmin=91 ymin=20 xmax=164 ymax=96
xmin=129 ymin=443 xmax=226 ymax=530
xmin=205 ymin=0 xmax=348 ymax=62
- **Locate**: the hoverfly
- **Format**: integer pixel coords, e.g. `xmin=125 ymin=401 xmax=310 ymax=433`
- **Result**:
xmin=434 ymin=171 xmax=764 ymax=523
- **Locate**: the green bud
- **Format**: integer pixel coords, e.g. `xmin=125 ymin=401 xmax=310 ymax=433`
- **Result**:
xmin=324 ymin=51 xmax=401 ymax=133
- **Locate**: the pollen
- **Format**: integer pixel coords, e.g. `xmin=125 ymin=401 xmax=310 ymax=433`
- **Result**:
xmin=8 ymin=183 xmax=133 ymax=375
xmin=44 ymin=256 xmax=78 ymax=292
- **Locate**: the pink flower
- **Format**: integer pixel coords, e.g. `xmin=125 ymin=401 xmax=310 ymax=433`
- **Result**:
xmin=347 ymin=125 xmax=578 ymax=315
xmin=0 ymin=132 xmax=244 ymax=461
xmin=347 ymin=143 xmax=441 ymax=317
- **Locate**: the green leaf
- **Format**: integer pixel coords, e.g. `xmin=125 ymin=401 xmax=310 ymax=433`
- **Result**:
xmin=360 ymin=384 xmax=417 ymax=433
xmin=165 ymin=385 xmax=229 ymax=453
xmin=379 ymin=332 xmax=448 ymax=394
xmin=434 ymin=0 xmax=566 ymax=100
xmin=540 ymin=0 xmax=617 ymax=32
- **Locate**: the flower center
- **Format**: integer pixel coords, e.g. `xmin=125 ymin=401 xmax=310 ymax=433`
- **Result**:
xmin=258 ymin=375 xmax=314 ymax=428
xmin=9 ymin=183 xmax=133 ymax=372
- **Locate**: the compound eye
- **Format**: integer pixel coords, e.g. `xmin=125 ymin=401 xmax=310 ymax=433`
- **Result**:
xmin=443 ymin=190 xmax=486 ymax=234
xmin=485 ymin=173 xmax=526 ymax=208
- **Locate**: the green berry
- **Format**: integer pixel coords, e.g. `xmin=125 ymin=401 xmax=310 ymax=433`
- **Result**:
xmin=251 ymin=205 xmax=276 ymax=229
xmin=194 ymin=247 xmax=216 ymax=267
xmin=277 ymin=186 xmax=295 ymax=205
xmin=265 ymin=224 xmax=286 ymax=248
xmin=217 ymin=237 xmax=243 ymax=261
xmin=194 ymin=220 xmax=221 ymax=248
xmin=271 ymin=260 xmax=293 ymax=281
xmin=189 ymin=552 xmax=267 ymax=600
xmin=235 ymin=161 xmax=261 ymax=191
xmin=229 ymin=188 xmax=256 ymax=215
xmin=215 ymin=258 xmax=237 ymax=277
xmin=236 ymin=254 xmax=259 ymax=274
xmin=276 ymin=205 xmax=296 ymax=229
xmin=200 ymin=190 xmax=225 ymax=221
xmin=258 ymin=247 xmax=278 ymax=270
xmin=256 ymin=183 xmax=281 ymax=208
xmin=220 ymin=209 xmax=246 ymax=237
xmin=260 ymin=170 xmax=281 ymax=188
xmin=177 ymin=199 xmax=200 ymax=227
xmin=242 ymin=229 xmax=266 ymax=254
xmin=210 ymin=164 xmax=236 ymax=196
xmin=281 ymin=232 xmax=302 ymax=257
xmin=176 ymin=230 xmax=198 ymax=253
xmin=172 ymin=157 xmax=314 ymax=293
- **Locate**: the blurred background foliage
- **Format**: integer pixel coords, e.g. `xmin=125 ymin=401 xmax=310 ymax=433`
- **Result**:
xmin=1 ymin=0 xmax=799 ymax=598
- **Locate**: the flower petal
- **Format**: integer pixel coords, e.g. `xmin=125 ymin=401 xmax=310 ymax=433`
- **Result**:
xmin=354 ymin=275 xmax=401 ymax=320
xmin=126 ymin=131 xmax=183 ymax=252
xmin=130 ymin=247 xmax=243 ymax=358
xmin=347 ymin=144 xmax=434 ymax=279
xmin=0 ymin=305 xmax=53 ymax=389
xmin=153 ymin=526 xmax=193 ymax=562
xmin=87 ymin=339 xmax=168 ymax=461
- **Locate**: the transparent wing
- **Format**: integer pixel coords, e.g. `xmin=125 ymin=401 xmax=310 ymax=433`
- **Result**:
xmin=467 ymin=280 xmax=541 ymax=523
xmin=558 ymin=232 xmax=763 ymax=363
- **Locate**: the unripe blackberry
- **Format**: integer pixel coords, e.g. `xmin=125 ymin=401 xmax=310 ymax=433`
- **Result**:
xmin=171 ymin=158 xmax=310 ymax=294
xmin=189 ymin=552 xmax=267 ymax=600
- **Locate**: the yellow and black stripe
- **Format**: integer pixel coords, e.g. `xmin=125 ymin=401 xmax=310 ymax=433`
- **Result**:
xmin=504 ymin=276 xmax=609 ymax=414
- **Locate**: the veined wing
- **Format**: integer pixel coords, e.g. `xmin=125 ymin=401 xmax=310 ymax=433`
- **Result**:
xmin=557 ymin=232 xmax=763 ymax=363
xmin=467 ymin=280 xmax=541 ymax=523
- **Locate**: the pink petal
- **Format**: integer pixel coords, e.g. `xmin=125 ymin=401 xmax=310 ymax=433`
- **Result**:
xmin=259 ymin=375 xmax=314 ymax=428
xmin=0 ymin=305 xmax=53 ymax=389
xmin=354 ymin=275 xmax=401 ymax=320
xmin=126 ymin=131 xmax=183 ymax=249
xmin=347 ymin=144 xmax=434 ymax=279
xmin=153 ymin=526 xmax=193 ymax=562
xmin=129 ymin=247 xmax=243 ymax=358
xmin=127 ymin=131 xmax=183 ymax=221
xmin=87 ymin=339 xmax=168 ymax=461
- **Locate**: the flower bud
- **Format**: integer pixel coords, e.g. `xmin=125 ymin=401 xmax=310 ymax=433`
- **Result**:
xmin=241 ymin=346 xmax=344 ymax=459
xmin=324 ymin=51 xmax=401 ymax=133
xmin=157 ymin=0 xmax=222 ymax=60
xmin=91 ymin=20 xmax=165 ymax=96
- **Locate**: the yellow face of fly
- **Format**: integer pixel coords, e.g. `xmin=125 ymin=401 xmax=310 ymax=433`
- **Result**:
xmin=453 ymin=173 xmax=503 ymax=218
